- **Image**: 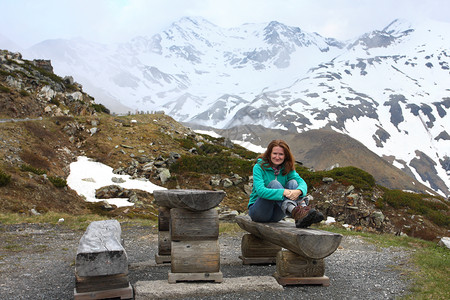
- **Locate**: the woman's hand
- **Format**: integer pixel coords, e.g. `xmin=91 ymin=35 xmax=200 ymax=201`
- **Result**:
xmin=283 ymin=189 xmax=302 ymax=200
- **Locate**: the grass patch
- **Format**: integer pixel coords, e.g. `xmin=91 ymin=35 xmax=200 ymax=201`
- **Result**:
xmin=219 ymin=222 xmax=245 ymax=235
xmin=0 ymin=212 xmax=108 ymax=231
xmin=3 ymin=244 xmax=25 ymax=252
xmin=48 ymin=176 xmax=67 ymax=188
xmin=0 ymin=212 xmax=157 ymax=231
xmin=0 ymin=84 xmax=11 ymax=93
xmin=20 ymin=164 xmax=47 ymax=175
xmin=0 ymin=169 xmax=11 ymax=186
xmin=319 ymin=224 xmax=450 ymax=299
xmin=170 ymin=154 xmax=253 ymax=177
xmin=380 ymin=188 xmax=449 ymax=227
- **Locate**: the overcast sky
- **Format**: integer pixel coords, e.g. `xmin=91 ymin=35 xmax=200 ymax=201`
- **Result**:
xmin=1 ymin=0 xmax=449 ymax=48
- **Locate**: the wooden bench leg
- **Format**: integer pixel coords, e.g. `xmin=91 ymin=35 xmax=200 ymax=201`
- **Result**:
xmin=273 ymin=249 xmax=329 ymax=286
xmin=156 ymin=207 xmax=171 ymax=264
xmin=239 ymin=234 xmax=281 ymax=265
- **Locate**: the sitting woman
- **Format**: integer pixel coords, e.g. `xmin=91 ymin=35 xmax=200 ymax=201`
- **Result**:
xmin=248 ymin=139 xmax=323 ymax=228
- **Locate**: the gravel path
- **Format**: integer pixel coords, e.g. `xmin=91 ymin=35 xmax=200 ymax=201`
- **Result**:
xmin=0 ymin=222 xmax=413 ymax=299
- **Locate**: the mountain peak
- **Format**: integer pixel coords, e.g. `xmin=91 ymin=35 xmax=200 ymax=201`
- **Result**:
xmin=382 ymin=18 xmax=414 ymax=35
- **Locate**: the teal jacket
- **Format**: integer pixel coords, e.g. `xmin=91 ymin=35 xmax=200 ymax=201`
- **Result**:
xmin=248 ymin=158 xmax=307 ymax=207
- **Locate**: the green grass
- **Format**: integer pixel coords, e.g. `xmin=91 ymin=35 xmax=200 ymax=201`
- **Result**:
xmin=319 ymin=225 xmax=450 ymax=299
xmin=0 ymin=212 xmax=157 ymax=231
xmin=380 ymin=188 xmax=449 ymax=227
xmin=19 ymin=164 xmax=47 ymax=175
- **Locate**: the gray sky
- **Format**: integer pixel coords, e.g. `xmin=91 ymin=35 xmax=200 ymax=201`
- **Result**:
xmin=1 ymin=0 xmax=449 ymax=48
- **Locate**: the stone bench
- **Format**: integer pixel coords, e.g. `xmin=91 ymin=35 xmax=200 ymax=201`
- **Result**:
xmin=74 ymin=219 xmax=133 ymax=299
xmin=235 ymin=215 xmax=342 ymax=286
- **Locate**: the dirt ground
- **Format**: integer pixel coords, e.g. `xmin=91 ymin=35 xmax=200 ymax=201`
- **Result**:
xmin=0 ymin=221 xmax=413 ymax=299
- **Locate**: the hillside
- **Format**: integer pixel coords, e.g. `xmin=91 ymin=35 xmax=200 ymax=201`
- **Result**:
xmin=0 ymin=50 xmax=448 ymax=241
xmin=211 ymin=124 xmax=438 ymax=195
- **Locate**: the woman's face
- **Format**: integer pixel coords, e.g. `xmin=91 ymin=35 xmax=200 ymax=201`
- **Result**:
xmin=270 ymin=146 xmax=285 ymax=167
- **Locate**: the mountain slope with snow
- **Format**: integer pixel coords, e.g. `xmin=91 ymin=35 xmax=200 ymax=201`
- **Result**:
xmin=7 ymin=17 xmax=449 ymax=197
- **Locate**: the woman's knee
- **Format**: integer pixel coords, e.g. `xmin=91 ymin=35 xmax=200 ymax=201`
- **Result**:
xmin=267 ymin=180 xmax=283 ymax=189
xmin=286 ymin=179 xmax=298 ymax=189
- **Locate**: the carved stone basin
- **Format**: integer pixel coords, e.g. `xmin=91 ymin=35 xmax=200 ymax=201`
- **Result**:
xmin=153 ymin=189 xmax=225 ymax=211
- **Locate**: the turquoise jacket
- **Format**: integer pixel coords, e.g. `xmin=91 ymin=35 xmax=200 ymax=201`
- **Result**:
xmin=248 ymin=158 xmax=307 ymax=207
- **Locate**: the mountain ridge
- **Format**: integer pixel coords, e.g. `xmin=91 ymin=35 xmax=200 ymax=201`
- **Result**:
xmin=3 ymin=17 xmax=449 ymax=197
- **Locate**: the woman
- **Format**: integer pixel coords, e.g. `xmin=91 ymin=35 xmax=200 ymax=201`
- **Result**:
xmin=248 ymin=139 xmax=323 ymax=228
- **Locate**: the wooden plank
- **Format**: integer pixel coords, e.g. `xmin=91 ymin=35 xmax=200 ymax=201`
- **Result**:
xmin=158 ymin=206 xmax=171 ymax=231
xmin=155 ymin=253 xmax=171 ymax=264
xmin=158 ymin=230 xmax=171 ymax=255
xmin=235 ymin=215 xmax=342 ymax=259
xmin=273 ymin=274 xmax=330 ymax=286
xmin=241 ymin=234 xmax=281 ymax=258
xmin=167 ymin=272 xmax=223 ymax=283
xmin=75 ymin=274 xmax=129 ymax=293
xmin=170 ymin=208 xmax=219 ymax=241
xmin=74 ymin=283 xmax=133 ymax=300
xmin=171 ymin=240 xmax=220 ymax=273
xmin=275 ymin=250 xmax=325 ymax=278
xmin=239 ymin=255 xmax=277 ymax=265
xmin=153 ymin=189 xmax=225 ymax=211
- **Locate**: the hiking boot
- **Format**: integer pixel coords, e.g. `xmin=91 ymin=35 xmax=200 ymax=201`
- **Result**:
xmin=312 ymin=210 xmax=324 ymax=224
xmin=291 ymin=205 xmax=314 ymax=227
xmin=293 ymin=206 xmax=325 ymax=228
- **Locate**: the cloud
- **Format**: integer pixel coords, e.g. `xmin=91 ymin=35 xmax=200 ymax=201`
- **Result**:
xmin=0 ymin=0 xmax=449 ymax=48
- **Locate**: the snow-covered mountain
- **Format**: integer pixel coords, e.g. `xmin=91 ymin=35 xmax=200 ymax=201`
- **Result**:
xmin=4 ymin=17 xmax=449 ymax=197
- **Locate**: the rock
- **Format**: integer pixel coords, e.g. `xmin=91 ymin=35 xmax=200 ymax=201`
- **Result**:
xmin=158 ymin=168 xmax=171 ymax=184
xmin=322 ymin=177 xmax=334 ymax=183
xmin=111 ymin=177 xmax=126 ymax=183
xmin=210 ymin=175 xmax=221 ymax=186
xmin=30 ymin=208 xmax=41 ymax=216
xmin=63 ymin=76 xmax=74 ymax=85
xmin=372 ymin=211 xmax=385 ymax=227
xmin=346 ymin=185 xmax=355 ymax=194
xmin=222 ymin=178 xmax=233 ymax=188
xmin=437 ymin=237 xmax=450 ymax=249
xmin=89 ymin=127 xmax=98 ymax=136
xmin=243 ymin=184 xmax=253 ymax=195
xmin=219 ymin=210 xmax=239 ymax=221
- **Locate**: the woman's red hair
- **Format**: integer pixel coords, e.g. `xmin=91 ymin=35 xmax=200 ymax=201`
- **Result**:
xmin=257 ymin=139 xmax=295 ymax=175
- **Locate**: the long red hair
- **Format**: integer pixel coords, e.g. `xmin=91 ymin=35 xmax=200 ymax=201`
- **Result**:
xmin=257 ymin=139 xmax=295 ymax=175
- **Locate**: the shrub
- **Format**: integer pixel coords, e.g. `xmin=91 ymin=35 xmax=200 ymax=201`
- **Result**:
xmin=230 ymin=145 xmax=259 ymax=160
xmin=48 ymin=176 xmax=67 ymax=188
xmin=91 ymin=103 xmax=110 ymax=114
xmin=20 ymin=164 xmax=46 ymax=175
xmin=297 ymin=166 xmax=375 ymax=191
xmin=50 ymin=97 xmax=60 ymax=106
xmin=19 ymin=89 xmax=29 ymax=96
xmin=0 ymin=169 xmax=11 ymax=187
xmin=170 ymin=154 xmax=253 ymax=177
xmin=176 ymin=137 xmax=197 ymax=150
